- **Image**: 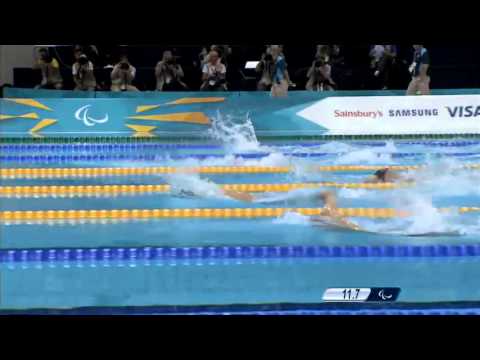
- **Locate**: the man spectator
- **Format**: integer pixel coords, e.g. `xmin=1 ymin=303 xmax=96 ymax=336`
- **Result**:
xmin=72 ymin=51 xmax=97 ymax=91
xmin=256 ymin=50 xmax=274 ymax=90
xmin=370 ymin=45 xmax=397 ymax=89
xmin=200 ymin=50 xmax=227 ymax=91
xmin=33 ymin=48 xmax=63 ymax=89
xmin=306 ymin=54 xmax=336 ymax=91
xmin=406 ymin=44 xmax=431 ymax=95
xmin=155 ymin=50 xmax=188 ymax=91
xmin=110 ymin=55 xmax=139 ymax=92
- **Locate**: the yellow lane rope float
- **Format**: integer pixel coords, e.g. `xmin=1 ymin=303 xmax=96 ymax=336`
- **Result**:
xmin=1 ymin=207 xmax=479 ymax=223
xmin=0 ymin=182 xmax=412 ymax=198
xmin=2 ymin=164 xmax=480 ymax=179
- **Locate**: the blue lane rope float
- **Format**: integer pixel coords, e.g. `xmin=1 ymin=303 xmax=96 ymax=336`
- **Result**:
xmin=2 ymin=140 xmax=480 ymax=154
xmin=1 ymin=152 xmax=479 ymax=163
xmin=2 ymin=244 xmax=480 ymax=265
xmin=1 ymin=305 xmax=479 ymax=315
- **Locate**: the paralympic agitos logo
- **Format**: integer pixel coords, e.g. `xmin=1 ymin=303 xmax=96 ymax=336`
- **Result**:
xmin=74 ymin=105 xmax=109 ymax=127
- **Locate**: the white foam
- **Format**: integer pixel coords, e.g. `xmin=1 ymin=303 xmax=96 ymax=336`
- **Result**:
xmin=272 ymin=211 xmax=311 ymax=225
xmin=335 ymin=148 xmax=394 ymax=165
xmin=207 ymin=111 xmax=269 ymax=153
xmin=161 ymin=173 xmax=223 ymax=198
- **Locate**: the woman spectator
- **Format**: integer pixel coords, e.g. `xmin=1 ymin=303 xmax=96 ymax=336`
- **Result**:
xmin=200 ymin=50 xmax=227 ymax=91
xmin=270 ymin=45 xmax=288 ymax=97
xmin=256 ymin=51 xmax=274 ymax=90
xmin=33 ymin=48 xmax=63 ymax=89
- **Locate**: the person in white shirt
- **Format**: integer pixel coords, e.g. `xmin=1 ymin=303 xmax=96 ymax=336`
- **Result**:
xmin=72 ymin=52 xmax=97 ymax=91
xmin=110 ymin=55 xmax=139 ymax=92
xmin=200 ymin=50 xmax=227 ymax=91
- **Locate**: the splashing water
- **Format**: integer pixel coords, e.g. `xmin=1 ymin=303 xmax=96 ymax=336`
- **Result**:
xmin=273 ymin=211 xmax=311 ymax=226
xmin=207 ymin=111 xmax=266 ymax=153
xmin=161 ymin=173 xmax=223 ymax=199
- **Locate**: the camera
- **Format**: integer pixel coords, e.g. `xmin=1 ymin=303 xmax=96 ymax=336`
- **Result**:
xmin=78 ymin=55 xmax=89 ymax=66
xmin=264 ymin=54 xmax=273 ymax=62
xmin=166 ymin=58 xmax=176 ymax=65
xmin=119 ymin=62 xmax=130 ymax=71
xmin=40 ymin=51 xmax=53 ymax=64
xmin=315 ymin=58 xmax=328 ymax=68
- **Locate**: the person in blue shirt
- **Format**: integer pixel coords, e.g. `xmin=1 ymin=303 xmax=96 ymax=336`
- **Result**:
xmin=270 ymin=45 xmax=289 ymax=97
xmin=406 ymin=45 xmax=431 ymax=95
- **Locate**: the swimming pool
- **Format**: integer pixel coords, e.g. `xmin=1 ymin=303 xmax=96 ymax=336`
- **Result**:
xmin=2 ymin=136 xmax=480 ymax=314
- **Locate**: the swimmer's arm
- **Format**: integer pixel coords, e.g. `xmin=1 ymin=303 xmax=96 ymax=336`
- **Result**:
xmin=311 ymin=215 xmax=361 ymax=231
xmin=222 ymin=189 xmax=255 ymax=202
xmin=364 ymin=176 xmax=378 ymax=183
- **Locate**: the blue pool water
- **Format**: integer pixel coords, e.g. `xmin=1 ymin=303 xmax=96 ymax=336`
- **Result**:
xmin=2 ymin=137 xmax=480 ymax=313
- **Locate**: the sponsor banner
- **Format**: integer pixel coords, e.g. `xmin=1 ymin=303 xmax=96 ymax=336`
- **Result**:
xmin=2 ymin=92 xmax=480 ymax=137
xmin=297 ymin=95 xmax=480 ymax=135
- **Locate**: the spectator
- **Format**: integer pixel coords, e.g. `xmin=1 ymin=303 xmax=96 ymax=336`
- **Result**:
xmin=200 ymin=50 xmax=227 ymax=91
xmin=198 ymin=46 xmax=209 ymax=69
xmin=74 ymin=45 xmax=99 ymax=64
xmin=256 ymin=51 xmax=274 ymax=91
xmin=110 ymin=55 xmax=139 ymax=92
xmin=316 ymin=45 xmax=331 ymax=62
xmin=406 ymin=44 xmax=431 ymax=95
xmin=306 ymin=55 xmax=336 ymax=91
xmin=211 ymin=45 xmax=231 ymax=66
xmin=155 ymin=51 xmax=188 ymax=91
xmin=270 ymin=45 xmax=289 ymax=97
xmin=72 ymin=52 xmax=97 ymax=91
xmin=33 ymin=48 xmax=63 ymax=89
xmin=265 ymin=45 xmax=295 ymax=90
xmin=370 ymin=45 xmax=397 ymax=89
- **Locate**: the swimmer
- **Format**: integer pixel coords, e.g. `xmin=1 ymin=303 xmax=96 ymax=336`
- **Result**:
xmin=310 ymin=191 xmax=362 ymax=231
xmin=364 ymin=167 xmax=410 ymax=183
xmin=222 ymin=188 xmax=255 ymax=202
xmin=175 ymin=186 xmax=255 ymax=202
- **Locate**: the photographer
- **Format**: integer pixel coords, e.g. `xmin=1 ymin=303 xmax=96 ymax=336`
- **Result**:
xmin=256 ymin=52 xmax=274 ymax=91
xmin=155 ymin=50 xmax=188 ymax=91
xmin=72 ymin=52 xmax=97 ymax=91
xmin=200 ymin=50 xmax=227 ymax=91
xmin=33 ymin=48 xmax=63 ymax=89
xmin=110 ymin=55 xmax=139 ymax=92
xmin=370 ymin=44 xmax=397 ymax=89
xmin=406 ymin=44 xmax=431 ymax=95
xmin=306 ymin=55 xmax=336 ymax=91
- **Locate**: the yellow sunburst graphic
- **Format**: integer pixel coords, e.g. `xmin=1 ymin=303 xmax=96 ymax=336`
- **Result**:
xmin=135 ymin=97 xmax=225 ymax=113
xmin=1 ymin=99 xmax=57 ymax=136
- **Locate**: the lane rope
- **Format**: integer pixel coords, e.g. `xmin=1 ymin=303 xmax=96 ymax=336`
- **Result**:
xmin=2 ymin=244 xmax=480 ymax=264
xmin=2 ymin=140 xmax=480 ymax=153
xmin=2 ymin=164 xmax=480 ymax=179
xmin=1 ymin=206 xmax=479 ymax=222
xmin=2 ymin=134 xmax=480 ymax=144
xmin=0 ymin=182 xmax=412 ymax=198
xmin=1 ymin=152 xmax=480 ymax=163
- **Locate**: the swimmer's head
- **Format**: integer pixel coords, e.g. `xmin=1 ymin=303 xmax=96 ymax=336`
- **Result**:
xmin=374 ymin=168 xmax=389 ymax=182
xmin=318 ymin=191 xmax=336 ymax=208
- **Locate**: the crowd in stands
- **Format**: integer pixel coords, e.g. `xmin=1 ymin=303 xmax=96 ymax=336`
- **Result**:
xmin=1 ymin=44 xmax=432 ymax=97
